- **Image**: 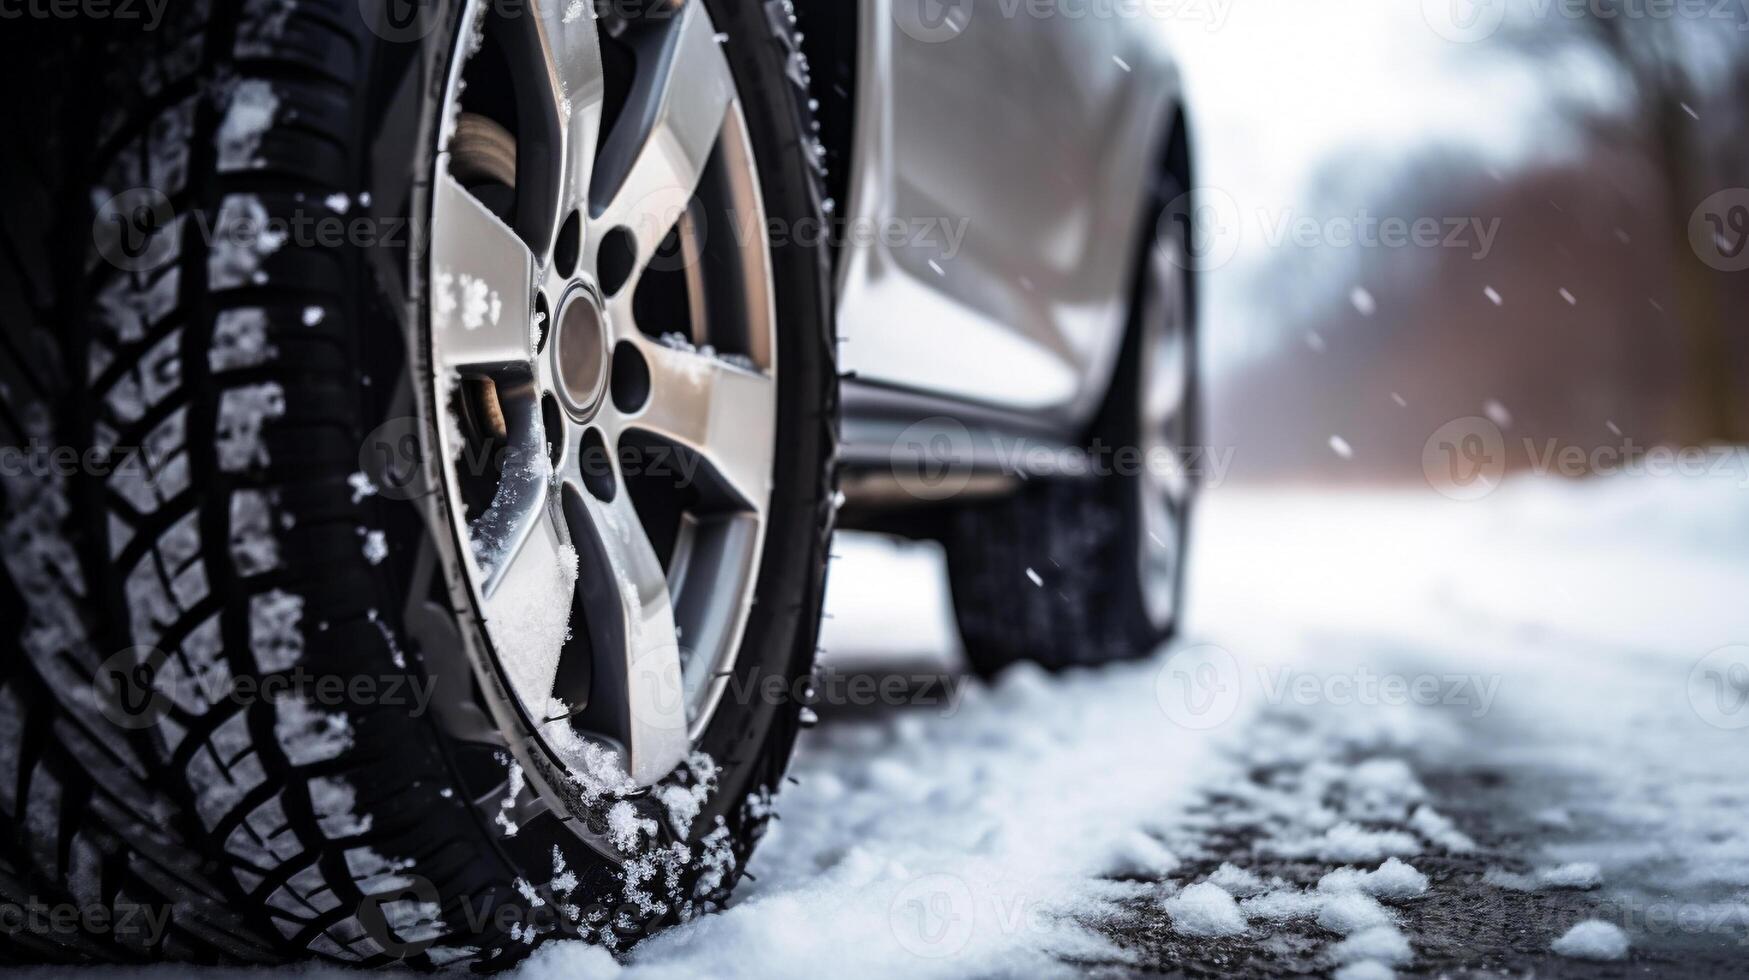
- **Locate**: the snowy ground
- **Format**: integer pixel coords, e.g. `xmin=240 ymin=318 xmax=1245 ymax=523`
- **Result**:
xmin=28 ymin=476 xmax=1748 ymax=978
xmin=518 ymin=474 xmax=1749 ymax=979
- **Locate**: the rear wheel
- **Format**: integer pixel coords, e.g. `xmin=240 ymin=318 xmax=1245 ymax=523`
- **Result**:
xmin=0 ymin=0 xmax=833 ymax=966
xmin=945 ymin=177 xmax=1198 ymax=675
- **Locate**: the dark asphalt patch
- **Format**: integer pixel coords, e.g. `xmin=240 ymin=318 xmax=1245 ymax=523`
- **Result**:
xmin=1079 ymin=722 xmax=1748 ymax=978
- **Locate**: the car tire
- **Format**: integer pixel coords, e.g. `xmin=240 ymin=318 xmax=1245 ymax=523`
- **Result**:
xmin=0 ymin=0 xmax=833 ymax=967
xmin=944 ymin=172 xmax=1199 ymax=677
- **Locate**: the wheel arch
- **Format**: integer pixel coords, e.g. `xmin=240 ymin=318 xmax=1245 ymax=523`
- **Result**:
xmin=1080 ymin=97 xmax=1198 ymax=445
xmin=1163 ymin=101 xmax=1197 ymax=325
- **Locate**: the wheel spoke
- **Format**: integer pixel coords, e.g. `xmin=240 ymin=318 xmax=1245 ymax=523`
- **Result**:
xmin=431 ymin=172 xmax=537 ymax=368
xmin=590 ymin=1 xmax=734 ymax=281
xmin=561 ymin=479 xmax=689 ymax=785
xmin=529 ymin=0 xmax=606 ymax=217
xmin=477 ymin=498 xmax=574 ymax=722
xmin=622 ymin=336 xmax=775 ymax=512
xmin=1144 ymin=237 xmax=1192 ymax=505
xmin=1142 ymin=243 xmax=1190 ymax=430
xmin=1136 ymin=232 xmax=1192 ymax=628
xmin=668 ymin=512 xmax=761 ymax=714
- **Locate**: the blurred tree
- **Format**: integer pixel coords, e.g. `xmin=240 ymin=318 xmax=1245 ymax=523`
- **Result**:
xmin=1530 ymin=2 xmax=1749 ymax=442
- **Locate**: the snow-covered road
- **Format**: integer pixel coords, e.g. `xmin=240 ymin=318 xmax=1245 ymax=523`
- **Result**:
xmin=37 ymin=477 xmax=1746 ymax=979
xmin=520 ymin=475 xmax=1749 ymax=979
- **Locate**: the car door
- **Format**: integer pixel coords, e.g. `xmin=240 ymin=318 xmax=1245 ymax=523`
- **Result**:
xmin=837 ymin=0 xmax=1179 ymax=430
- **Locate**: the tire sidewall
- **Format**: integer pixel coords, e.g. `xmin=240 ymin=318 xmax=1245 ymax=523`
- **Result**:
xmin=676 ymin=0 xmax=837 ymax=852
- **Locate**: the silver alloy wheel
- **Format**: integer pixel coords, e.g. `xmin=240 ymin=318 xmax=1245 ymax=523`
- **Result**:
xmin=427 ymin=0 xmax=777 ymax=793
xmin=1136 ymin=232 xmax=1193 ymax=628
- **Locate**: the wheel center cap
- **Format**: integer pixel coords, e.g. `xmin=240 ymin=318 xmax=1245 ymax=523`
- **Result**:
xmin=553 ymin=284 xmax=610 ymax=420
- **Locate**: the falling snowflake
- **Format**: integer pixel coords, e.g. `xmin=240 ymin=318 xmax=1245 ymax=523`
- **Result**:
xmin=1350 ymin=287 xmax=1377 ymax=317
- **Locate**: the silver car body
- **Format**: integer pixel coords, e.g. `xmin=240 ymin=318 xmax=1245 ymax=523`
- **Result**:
xmin=838 ymin=0 xmax=1185 ymax=437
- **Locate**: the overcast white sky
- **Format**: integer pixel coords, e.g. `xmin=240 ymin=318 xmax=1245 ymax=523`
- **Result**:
xmin=1150 ymin=0 xmax=1625 ymax=368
